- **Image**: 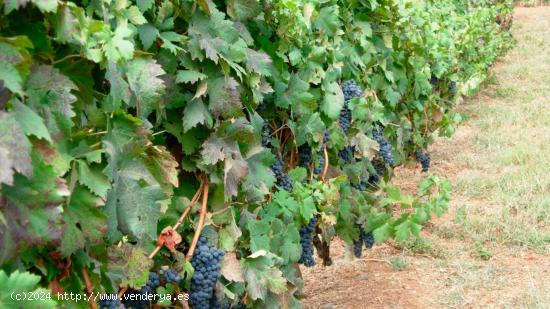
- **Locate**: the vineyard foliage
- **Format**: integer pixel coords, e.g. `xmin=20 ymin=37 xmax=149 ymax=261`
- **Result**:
xmin=0 ymin=0 xmax=512 ymax=308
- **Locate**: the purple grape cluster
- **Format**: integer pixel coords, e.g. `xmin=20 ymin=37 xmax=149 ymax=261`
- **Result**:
xmin=298 ymin=144 xmax=312 ymax=168
xmin=353 ymin=228 xmax=375 ymax=258
xmin=188 ymin=237 xmax=225 ymax=309
xmin=341 ymin=80 xmax=363 ymax=102
xmin=160 ymin=268 xmax=181 ymax=284
xmin=372 ymin=127 xmax=394 ymax=167
xmin=339 ymin=80 xmax=362 ymax=134
xmin=415 ymin=149 xmax=431 ymax=172
xmin=338 ymin=146 xmax=355 ymax=164
xmin=298 ymin=217 xmax=318 ymax=267
xmin=261 ymin=124 xmax=271 ymax=147
xmin=271 ymin=156 xmax=293 ymax=192
xmin=449 ymin=81 xmax=457 ymax=94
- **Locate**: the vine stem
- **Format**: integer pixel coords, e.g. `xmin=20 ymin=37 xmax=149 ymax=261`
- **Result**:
xmin=320 ymin=145 xmax=329 ymax=181
xmin=148 ymin=182 xmax=204 ymax=260
xmin=185 ymin=178 xmax=210 ymax=261
xmin=81 ymin=268 xmax=98 ymax=309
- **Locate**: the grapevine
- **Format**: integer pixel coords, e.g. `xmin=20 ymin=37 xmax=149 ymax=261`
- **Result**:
xmin=0 ymin=0 xmax=511 ymax=307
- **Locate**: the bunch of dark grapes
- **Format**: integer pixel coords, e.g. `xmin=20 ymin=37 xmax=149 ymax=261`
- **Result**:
xmin=353 ymin=229 xmax=375 ymax=258
xmin=188 ymin=237 xmax=225 ymax=309
xmin=99 ymin=297 xmax=125 ymax=309
xmin=338 ymin=145 xmax=354 ymax=164
xmin=341 ymin=80 xmax=363 ymax=102
xmin=338 ymin=102 xmax=352 ymax=133
xmin=415 ymin=149 xmax=431 ymax=172
xmin=160 ymin=269 xmax=181 ymax=285
xmin=271 ymin=156 xmax=293 ymax=192
xmin=257 ymin=101 xmax=267 ymax=112
xmin=298 ymin=217 xmax=317 ymax=267
xmin=298 ymin=144 xmax=312 ymax=168
xmin=367 ymin=159 xmax=386 ymax=188
xmin=372 ymin=127 xmax=394 ymax=167
xmin=364 ymin=231 xmax=375 ymax=249
xmin=142 ymin=272 xmax=160 ymax=294
xmin=449 ymin=81 xmax=457 ymax=94
xmin=261 ymin=124 xmax=271 ymax=147
xmin=430 ymin=75 xmax=439 ymax=87
xmin=313 ymin=152 xmax=325 ymax=175
xmin=339 ymin=80 xmax=362 ymax=134
xmin=353 ymin=234 xmax=363 ymax=258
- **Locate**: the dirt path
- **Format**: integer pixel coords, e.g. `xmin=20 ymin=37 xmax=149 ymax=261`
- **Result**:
xmin=302 ymin=7 xmax=550 ymax=309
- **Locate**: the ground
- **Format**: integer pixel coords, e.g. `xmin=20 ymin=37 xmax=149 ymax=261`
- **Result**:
xmin=301 ymin=7 xmax=550 ymax=309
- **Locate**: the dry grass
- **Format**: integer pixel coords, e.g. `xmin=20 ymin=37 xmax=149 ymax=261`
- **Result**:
xmin=302 ymin=7 xmax=550 ymax=309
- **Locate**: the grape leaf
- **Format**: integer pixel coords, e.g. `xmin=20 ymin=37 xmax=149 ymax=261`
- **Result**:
xmin=321 ymin=81 xmax=344 ymax=119
xmin=111 ymin=245 xmax=153 ymax=289
xmin=182 ymin=99 xmax=212 ymax=132
xmin=241 ymin=253 xmax=287 ymax=300
xmin=245 ymin=49 xmax=272 ymax=76
xmin=61 ymin=185 xmax=106 ymax=256
xmin=0 ymin=60 xmax=23 ymax=95
xmin=77 ymin=160 xmax=111 ymax=198
xmin=0 ymin=111 xmax=32 ymax=185
xmin=275 ymin=74 xmax=314 ymax=109
xmin=176 ymin=70 xmax=207 ymax=84
xmin=207 ymin=76 xmax=242 ymax=118
xmin=138 ymin=23 xmax=159 ymax=50
xmin=13 ymin=100 xmax=52 ymax=143
xmin=126 ymin=57 xmax=166 ymax=119
xmin=227 ymin=0 xmax=261 ymax=21
xmin=0 ymin=270 xmax=56 ymax=308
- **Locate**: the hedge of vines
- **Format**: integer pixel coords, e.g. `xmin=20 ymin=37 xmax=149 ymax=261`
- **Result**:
xmin=0 ymin=0 xmax=512 ymax=308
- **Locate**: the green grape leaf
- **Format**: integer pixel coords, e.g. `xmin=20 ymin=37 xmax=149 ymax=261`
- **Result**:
xmin=176 ymin=70 xmax=207 ymax=84
xmin=275 ymin=74 xmax=314 ymax=109
xmin=127 ymin=6 xmax=147 ymax=25
xmin=242 ymin=150 xmax=276 ymax=201
xmin=104 ymin=24 xmax=135 ymax=62
xmin=0 ymin=60 xmax=23 ymax=95
xmin=313 ymin=6 xmax=340 ymax=36
xmin=0 ymin=111 xmax=32 ymax=185
xmin=241 ymin=252 xmax=287 ymax=300
xmin=182 ymin=99 xmax=213 ymax=132
xmin=227 ymin=0 xmax=261 ymax=21
xmin=111 ymin=245 xmax=153 ymax=289
xmin=76 ymin=160 xmax=111 ymax=198
xmin=0 ymin=270 xmax=56 ymax=308
xmin=137 ymin=23 xmax=159 ymax=50
xmin=13 ymin=100 xmax=52 ymax=143
xmin=126 ymin=57 xmax=166 ymax=119
xmin=245 ymin=49 xmax=272 ymax=76
xmin=321 ymin=81 xmax=344 ymax=119
xmin=207 ymin=76 xmax=242 ymax=118
xmin=61 ymin=185 xmax=106 ymax=256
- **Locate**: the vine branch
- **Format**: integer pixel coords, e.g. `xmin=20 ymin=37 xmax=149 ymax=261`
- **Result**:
xmin=185 ymin=178 xmax=210 ymax=261
xmin=81 ymin=268 xmax=98 ymax=309
xmin=148 ymin=182 xmax=204 ymax=260
xmin=321 ymin=145 xmax=329 ymax=181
